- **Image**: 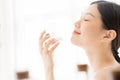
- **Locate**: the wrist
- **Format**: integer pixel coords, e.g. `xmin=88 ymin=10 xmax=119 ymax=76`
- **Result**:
xmin=45 ymin=67 xmax=54 ymax=80
xmin=44 ymin=62 xmax=54 ymax=69
xmin=44 ymin=65 xmax=54 ymax=72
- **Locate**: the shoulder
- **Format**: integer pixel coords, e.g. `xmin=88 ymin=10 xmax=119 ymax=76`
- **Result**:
xmin=110 ymin=64 xmax=120 ymax=74
xmin=94 ymin=64 xmax=120 ymax=80
xmin=112 ymin=64 xmax=120 ymax=70
xmin=94 ymin=69 xmax=110 ymax=80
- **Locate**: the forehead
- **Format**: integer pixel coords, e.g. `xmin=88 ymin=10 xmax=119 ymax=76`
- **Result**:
xmin=84 ymin=4 xmax=101 ymax=19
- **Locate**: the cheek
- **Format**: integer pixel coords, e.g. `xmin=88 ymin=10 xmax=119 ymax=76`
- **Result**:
xmin=81 ymin=25 xmax=103 ymax=43
xmin=71 ymin=23 xmax=104 ymax=47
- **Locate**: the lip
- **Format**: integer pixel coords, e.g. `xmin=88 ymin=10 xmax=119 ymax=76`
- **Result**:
xmin=72 ymin=30 xmax=81 ymax=35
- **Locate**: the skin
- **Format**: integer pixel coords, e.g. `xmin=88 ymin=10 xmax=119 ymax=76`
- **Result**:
xmin=39 ymin=4 xmax=120 ymax=80
xmin=39 ymin=31 xmax=59 ymax=80
xmin=71 ymin=4 xmax=118 ymax=69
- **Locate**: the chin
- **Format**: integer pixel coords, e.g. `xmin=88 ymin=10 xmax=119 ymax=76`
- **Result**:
xmin=71 ymin=36 xmax=80 ymax=46
xmin=71 ymin=35 xmax=84 ymax=48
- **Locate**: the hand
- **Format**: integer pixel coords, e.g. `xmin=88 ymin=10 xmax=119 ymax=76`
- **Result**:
xmin=39 ymin=30 xmax=60 ymax=69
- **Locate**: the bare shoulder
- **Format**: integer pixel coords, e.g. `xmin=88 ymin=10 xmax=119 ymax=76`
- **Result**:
xmin=94 ymin=69 xmax=110 ymax=80
xmin=110 ymin=64 xmax=120 ymax=80
xmin=112 ymin=64 xmax=120 ymax=70
xmin=94 ymin=64 xmax=120 ymax=80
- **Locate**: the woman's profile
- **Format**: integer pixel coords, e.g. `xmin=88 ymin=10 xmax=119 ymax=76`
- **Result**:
xmin=39 ymin=0 xmax=120 ymax=80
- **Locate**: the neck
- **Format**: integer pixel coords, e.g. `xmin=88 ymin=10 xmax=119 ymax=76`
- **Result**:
xmin=84 ymin=45 xmax=119 ymax=72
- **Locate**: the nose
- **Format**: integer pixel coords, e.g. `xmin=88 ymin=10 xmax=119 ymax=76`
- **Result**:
xmin=74 ymin=20 xmax=81 ymax=28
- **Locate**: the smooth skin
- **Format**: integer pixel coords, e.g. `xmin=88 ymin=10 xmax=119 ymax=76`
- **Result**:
xmin=39 ymin=4 xmax=120 ymax=80
xmin=39 ymin=31 xmax=59 ymax=80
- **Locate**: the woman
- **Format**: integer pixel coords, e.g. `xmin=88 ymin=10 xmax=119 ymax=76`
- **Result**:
xmin=39 ymin=0 xmax=120 ymax=80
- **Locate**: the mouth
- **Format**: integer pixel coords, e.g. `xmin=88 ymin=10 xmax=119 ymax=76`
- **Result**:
xmin=72 ymin=30 xmax=81 ymax=35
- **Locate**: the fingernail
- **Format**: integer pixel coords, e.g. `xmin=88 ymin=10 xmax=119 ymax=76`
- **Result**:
xmin=46 ymin=33 xmax=50 ymax=38
xmin=46 ymin=33 xmax=50 ymax=36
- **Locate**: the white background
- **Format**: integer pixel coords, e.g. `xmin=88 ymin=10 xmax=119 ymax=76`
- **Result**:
xmin=0 ymin=0 xmax=120 ymax=80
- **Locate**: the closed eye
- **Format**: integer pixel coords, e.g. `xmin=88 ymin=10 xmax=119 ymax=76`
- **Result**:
xmin=84 ymin=19 xmax=89 ymax=21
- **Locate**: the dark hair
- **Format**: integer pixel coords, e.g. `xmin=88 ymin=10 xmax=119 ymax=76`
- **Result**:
xmin=91 ymin=0 xmax=120 ymax=63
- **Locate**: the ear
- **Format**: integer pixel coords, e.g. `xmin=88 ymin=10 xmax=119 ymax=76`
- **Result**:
xmin=103 ymin=30 xmax=117 ymax=41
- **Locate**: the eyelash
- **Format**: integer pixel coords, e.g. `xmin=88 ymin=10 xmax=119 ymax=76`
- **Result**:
xmin=84 ymin=19 xmax=89 ymax=21
xmin=80 ymin=16 xmax=90 ymax=21
xmin=82 ymin=16 xmax=90 ymax=21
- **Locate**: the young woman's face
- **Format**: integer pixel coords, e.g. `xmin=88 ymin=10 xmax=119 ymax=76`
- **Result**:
xmin=71 ymin=4 xmax=106 ymax=48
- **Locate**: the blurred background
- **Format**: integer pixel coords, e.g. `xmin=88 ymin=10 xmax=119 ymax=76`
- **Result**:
xmin=0 ymin=0 xmax=120 ymax=80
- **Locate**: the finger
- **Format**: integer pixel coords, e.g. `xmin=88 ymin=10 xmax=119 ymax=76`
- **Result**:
xmin=45 ymin=38 xmax=57 ymax=49
xmin=39 ymin=30 xmax=46 ymax=40
xmin=41 ymin=33 xmax=50 ymax=44
xmin=39 ymin=33 xmax=50 ymax=51
xmin=49 ymin=41 xmax=60 ymax=54
xmin=40 ymin=33 xmax=50 ymax=46
xmin=39 ymin=30 xmax=46 ymax=47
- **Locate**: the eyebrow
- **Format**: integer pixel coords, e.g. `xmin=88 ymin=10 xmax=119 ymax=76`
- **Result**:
xmin=85 ymin=13 xmax=95 ymax=18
